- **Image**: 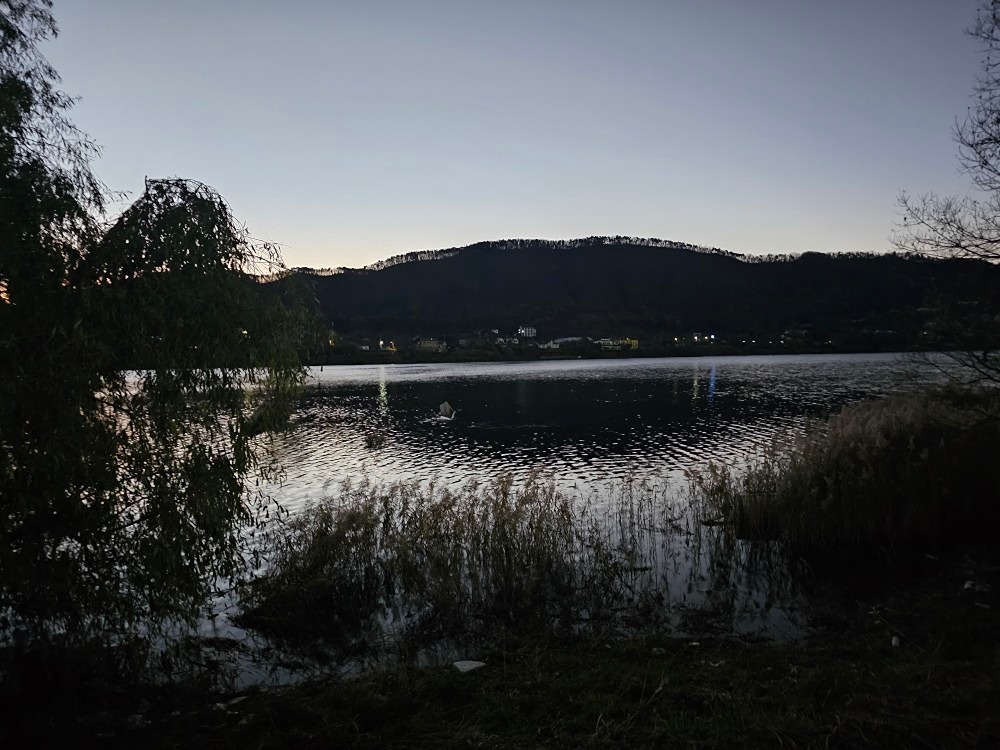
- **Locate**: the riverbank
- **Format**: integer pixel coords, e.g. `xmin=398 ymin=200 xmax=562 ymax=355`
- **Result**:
xmin=10 ymin=551 xmax=997 ymax=748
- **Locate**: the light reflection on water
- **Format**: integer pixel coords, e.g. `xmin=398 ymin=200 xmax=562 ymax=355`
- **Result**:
xmin=265 ymin=353 xmax=942 ymax=514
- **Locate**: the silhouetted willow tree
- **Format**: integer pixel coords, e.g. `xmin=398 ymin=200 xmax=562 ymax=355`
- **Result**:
xmin=0 ymin=0 xmax=309 ymax=653
xmin=896 ymin=0 xmax=1000 ymax=381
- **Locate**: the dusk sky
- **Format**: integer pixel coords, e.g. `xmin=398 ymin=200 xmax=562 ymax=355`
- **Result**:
xmin=45 ymin=0 xmax=981 ymax=270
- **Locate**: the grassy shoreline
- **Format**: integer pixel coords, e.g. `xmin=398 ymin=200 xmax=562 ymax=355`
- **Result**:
xmin=11 ymin=551 xmax=997 ymax=748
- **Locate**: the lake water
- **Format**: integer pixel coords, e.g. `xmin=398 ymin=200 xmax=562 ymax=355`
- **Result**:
xmin=266 ymin=353 xmax=943 ymax=513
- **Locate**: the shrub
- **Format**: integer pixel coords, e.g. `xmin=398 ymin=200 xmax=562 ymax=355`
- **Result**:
xmin=693 ymin=387 xmax=1000 ymax=561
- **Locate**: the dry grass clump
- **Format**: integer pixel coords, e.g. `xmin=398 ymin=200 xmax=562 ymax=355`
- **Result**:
xmin=237 ymin=474 xmax=684 ymax=651
xmin=693 ymin=386 xmax=1000 ymax=560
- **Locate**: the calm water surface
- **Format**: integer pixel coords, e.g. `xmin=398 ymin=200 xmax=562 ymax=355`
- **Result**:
xmin=266 ymin=353 xmax=943 ymax=513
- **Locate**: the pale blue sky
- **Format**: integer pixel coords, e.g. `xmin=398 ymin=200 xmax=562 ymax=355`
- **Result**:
xmin=45 ymin=0 xmax=981 ymax=269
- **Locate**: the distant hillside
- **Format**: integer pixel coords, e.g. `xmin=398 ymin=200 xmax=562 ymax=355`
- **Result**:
xmin=295 ymin=237 xmax=1000 ymax=349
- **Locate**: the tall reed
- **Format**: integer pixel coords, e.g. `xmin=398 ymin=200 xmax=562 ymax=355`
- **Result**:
xmin=692 ymin=386 xmax=1000 ymax=561
xmin=236 ymin=472 xmax=783 ymax=653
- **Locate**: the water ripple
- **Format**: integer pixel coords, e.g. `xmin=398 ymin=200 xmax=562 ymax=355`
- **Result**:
xmin=268 ymin=353 xmax=945 ymax=513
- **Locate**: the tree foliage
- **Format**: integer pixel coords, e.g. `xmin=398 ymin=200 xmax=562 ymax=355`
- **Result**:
xmin=0 ymin=0 xmax=309 ymax=651
xmin=896 ymin=0 xmax=1000 ymax=381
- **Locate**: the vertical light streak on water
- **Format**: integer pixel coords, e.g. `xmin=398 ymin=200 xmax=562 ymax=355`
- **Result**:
xmin=377 ymin=365 xmax=388 ymax=418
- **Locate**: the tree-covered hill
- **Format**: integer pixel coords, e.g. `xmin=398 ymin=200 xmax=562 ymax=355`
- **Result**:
xmin=298 ymin=237 xmax=1000 ymax=348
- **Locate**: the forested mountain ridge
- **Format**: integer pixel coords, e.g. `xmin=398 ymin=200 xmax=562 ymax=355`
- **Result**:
xmin=291 ymin=236 xmax=737 ymax=277
xmin=293 ymin=238 xmax=1000 ymax=348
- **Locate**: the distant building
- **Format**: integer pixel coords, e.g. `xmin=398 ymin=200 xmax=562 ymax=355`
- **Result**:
xmin=517 ymin=326 xmax=537 ymax=339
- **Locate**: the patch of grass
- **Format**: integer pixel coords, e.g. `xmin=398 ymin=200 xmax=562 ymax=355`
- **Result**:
xmin=692 ymin=386 xmax=1000 ymax=565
